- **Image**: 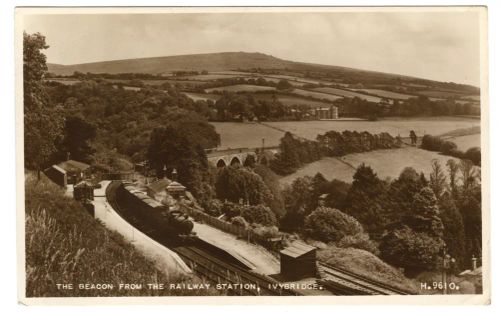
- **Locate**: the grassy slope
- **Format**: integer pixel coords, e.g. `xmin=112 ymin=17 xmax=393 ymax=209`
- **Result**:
xmin=317 ymin=246 xmax=420 ymax=294
xmin=25 ymin=174 xmax=218 ymax=297
xmin=48 ymin=52 xmax=290 ymax=75
xmin=47 ymin=52 xmax=480 ymax=94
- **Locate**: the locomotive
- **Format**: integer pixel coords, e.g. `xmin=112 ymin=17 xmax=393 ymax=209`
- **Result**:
xmin=115 ymin=181 xmax=196 ymax=244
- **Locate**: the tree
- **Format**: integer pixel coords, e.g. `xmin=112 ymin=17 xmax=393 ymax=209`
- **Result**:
xmin=215 ymin=166 xmax=273 ymax=206
xmin=439 ymin=194 xmax=466 ymax=269
xmin=446 ymin=159 xmax=459 ymax=199
xmin=429 ymin=159 xmax=447 ymax=199
xmin=270 ymin=132 xmax=302 ymax=175
xmin=459 ymin=159 xmax=478 ymax=192
xmin=380 ymin=185 xmax=445 ymax=275
xmin=59 ymin=116 xmax=96 ymax=162
xmin=276 ymin=79 xmax=293 ymax=90
xmin=465 ymin=147 xmax=481 ymax=166
xmin=344 ymin=164 xmax=388 ymax=235
xmin=281 ymin=176 xmax=314 ymax=231
xmin=147 ymin=124 xmax=213 ymax=203
xmin=380 ymin=225 xmax=442 ymax=276
xmin=404 ymin=187 xmax=444 ymax=237
xmin=304 ymin=207 xmax=365 ymax=243
xmin=24 ymin=32 xmax=64 ymax=178
xmin=241 ymin=204 xmax=277 ymax=226
xmin=252 ymin=164 xmax=286 ymax=218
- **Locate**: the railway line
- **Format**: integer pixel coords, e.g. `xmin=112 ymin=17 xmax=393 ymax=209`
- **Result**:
xmin=105 ymin=180 xmax=300 ymax=296
xmin=105 ymin=180 xmax=413 ymax=296
xmin=318 ymin=263 xmax=412 ymax=295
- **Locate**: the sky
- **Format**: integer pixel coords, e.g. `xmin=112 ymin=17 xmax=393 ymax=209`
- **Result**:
xmin=22 ymin=9 xmax=482 ymax=86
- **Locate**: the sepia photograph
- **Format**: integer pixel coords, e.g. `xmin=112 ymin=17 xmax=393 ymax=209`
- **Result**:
xmin=15 ymin=6 xmax=489 ymax=304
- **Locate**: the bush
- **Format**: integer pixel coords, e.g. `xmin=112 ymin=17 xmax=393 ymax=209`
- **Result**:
xmin=337 ymin=232 xmax=379 ymax=255
xmin=379 ymin=225 xmax=443 ymax=276
xmin=204 ymin=198 xmax=223 ymax=216
xmin=251 ymin=225 xmax=280 ymax=240
xmin=465 ymin=147 xmax=481 ymax=166
xmin=440 ymin=141 xmax=458 ymax=154
xmin=421 ymin=134 xmax=441 ymax=151
xmin=317 ymin=246 xmax=419 ymax=294
xmin=221 ymin=201 xmax=242 ymax=219
xmin=241 ymin=204 xmax=277 ymax=226
xmin=304 ymin=207 xmax=365 ymax=243
xmin=231 ymin=216 xmax=248 ymax=228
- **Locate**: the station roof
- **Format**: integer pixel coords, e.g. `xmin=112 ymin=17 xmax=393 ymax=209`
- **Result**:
xmin=51 ymin=164 xmax=67 ymax=174
xmin=166 ymin=181 xmax=186 ymax=192
xmin=147 ymin=178 xmax=172 ymax=194
xmin=280 ymin=241 xmax=316 ymax=258
xmin=57 ymin=160 xmax=91 ymax=172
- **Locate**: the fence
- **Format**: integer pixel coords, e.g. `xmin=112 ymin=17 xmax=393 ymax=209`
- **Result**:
xmin=179 ymin=204 xmax=283 ymax=251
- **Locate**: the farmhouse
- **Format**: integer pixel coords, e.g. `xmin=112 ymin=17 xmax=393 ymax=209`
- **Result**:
xmin=315 ymin=105 xmax=338 ymax=120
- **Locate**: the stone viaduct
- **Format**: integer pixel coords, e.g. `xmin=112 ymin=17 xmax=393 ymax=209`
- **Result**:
xmin=206 ymin=147 xmax=278 ymax=168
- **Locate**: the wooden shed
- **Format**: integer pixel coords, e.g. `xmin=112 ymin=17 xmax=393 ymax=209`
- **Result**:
xmin=280 ymin=241 xmax=317 ymax=280
xmin=57 ymin=160 xmax=91 ymax=184
xmin=44 ymin=165 xmax=67 ymax=187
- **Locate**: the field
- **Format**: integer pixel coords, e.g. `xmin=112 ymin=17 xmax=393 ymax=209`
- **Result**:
xmin=210 ymin=122 xmax=285 ymax=149
xmin=279 ymin=147 xmax=459 ymax=186
xmin=183 ymin=92 xmax=221 ymax=101
xmin=206 ymin=84 xmax=276 ymax=93
xmin=211 ymin=117 xmax=480 ymax=149
xmin=46 ymin=78 xmax=81 ymax=85
xmin=356 ymin=89 xmax=416 ymax=100
xmin=446 ymin=134 xmax=481 ymax=151
xmin=252 ymin=93 xmax=333 ymax=108
xmin=291 ymin=88 xmax=343 ymax=102
xmin=415 ymin=90 xmax=465 ymax=99
xmin=461 ymin=95 xmax=481 ymax=101
xmin=264 ymin=117 xmax=480 ymax=140
xmin=312 ymin=87 xmax=382 ymax=102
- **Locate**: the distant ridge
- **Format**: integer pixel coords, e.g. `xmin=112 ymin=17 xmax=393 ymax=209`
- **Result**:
xmin=47 ymin=52 xmax=290 ymax=76
xmin=47 ymin=51 xmax=479 ymax=91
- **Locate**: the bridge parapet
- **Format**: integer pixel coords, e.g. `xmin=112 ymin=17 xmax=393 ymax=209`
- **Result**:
xmin=206 ymin=147 xmax=277 ymax=168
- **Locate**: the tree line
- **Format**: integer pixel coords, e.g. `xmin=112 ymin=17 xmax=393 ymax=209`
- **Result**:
xmin=271 ymin=130 xmax=401 ymax=175
xmin=281 ymin=158 xmax=481 ymax=276
xmin=421 ymin=134 xmax=481 ymax=166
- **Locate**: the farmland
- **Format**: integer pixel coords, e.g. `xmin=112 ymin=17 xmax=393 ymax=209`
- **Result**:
xmin=356 ymin=89 xmax=416 ymax=100
xmin=252 ymin=93 xmax=334 ymax=108
xmin=210 ymin=117 xmax=479 ymax=149
xmin=415 ymin=90 xmax=468 ymax=99
xmin=312 ymin=87 xmax=382 ymax=102
xmin=264 ymin=117 xmax=480 ymax=140
xmin=291 ymin=88 xmax=343 ymax=102
xmin=46 ymin=78 xmax=81 ymax=85
xmin=183 ymin=92 xmax=221 ymax=101
xmin=446 ymin=134 xmax=481 ymax=150
xmin=279 ymin=147 xmax=459 ymax=186
xmin=210 ymin=122 xmax=285 ymax=149
xmin=206 ymin=84 xmax=276 ymax=93
xmin=461 ymin=95 xmax=481 ymax=101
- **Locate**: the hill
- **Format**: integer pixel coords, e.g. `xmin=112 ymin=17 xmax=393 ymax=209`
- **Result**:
xmin=48 ymin=52 xmax=289 ymax=76
xmin=47 ymin=52 xmax=479 ymax=93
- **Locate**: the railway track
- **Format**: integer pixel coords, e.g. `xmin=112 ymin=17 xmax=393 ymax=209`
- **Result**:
xmin=105 ymin=181 xmax=300 ymax=296
xmin=318 ymin=263 xmax=412 ymax=295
